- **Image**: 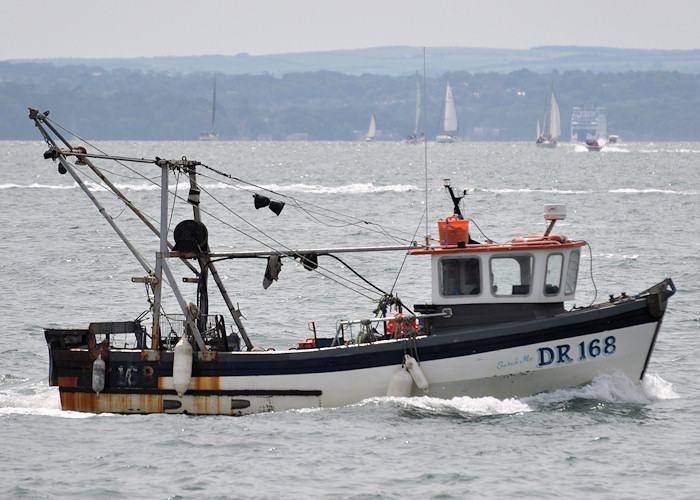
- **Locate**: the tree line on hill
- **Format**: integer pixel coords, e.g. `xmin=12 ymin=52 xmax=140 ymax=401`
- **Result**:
xmin=2 ymin=61 xmax=700 ymax=141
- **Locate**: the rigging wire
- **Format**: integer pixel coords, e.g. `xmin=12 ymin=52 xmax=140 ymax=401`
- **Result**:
xmin=48 ymin=116 xmax=416 ymax=246
xmin=69 ymin=154 xmax=388 ymax=301
xmin=44 ymin=117 xmax=417 ymax=302
xmin=196 ymin=163 xmax=417 ymax=241
xmin=195 ymin=181 xmax=384 ymax=300
xmin=468 ymin=218 xmax=498 ymax=244
xmin=323 ymin=253 xmax=388 ymax=296
xmin=390 ymin=209 xmax=427 ymax=296
xmin=586 ymin=242 xmax=598 ymax=307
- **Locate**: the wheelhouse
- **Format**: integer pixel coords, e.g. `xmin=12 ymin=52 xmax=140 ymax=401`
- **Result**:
xmin=423 ymin=241 xmax=585 ymax=305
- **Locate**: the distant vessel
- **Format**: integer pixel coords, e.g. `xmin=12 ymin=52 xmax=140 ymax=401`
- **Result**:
xmin=608 ymin=135 xmax=621 ymax=144
xmin=365 ymin=113 xmax=376 ymax=141
xmin=199 ymin=77 xmax=219 ymax=141
xmin=585 ymin=138 xmax=603 ymax=151
xmin=535 ymin=86 xmax=561 ymax=148
xmin=571 ymin=105 xmax=606 ymax=143
xmin=404 ymin=72 xmax=422 ymax=144
xmin=436 ymin=80 xmax=458 ymax=143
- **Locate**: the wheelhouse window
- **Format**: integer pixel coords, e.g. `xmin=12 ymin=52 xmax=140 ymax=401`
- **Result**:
xmin=565 ymin=249 xmax=581 ymax=295
xmin=490 ymin=255 xmax=533 ymax=296
xmin=440 ymin=258 xmax=481 ymax=296
xmin=545 ymin=254 xmax=563 ymax=295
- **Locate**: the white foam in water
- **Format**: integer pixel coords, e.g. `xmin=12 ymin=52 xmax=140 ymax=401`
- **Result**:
xmin=523 ymin=371 xmax=678 ymax=408
xmin=368 ymin=372 xmax=677 ymax=417
xmin=0 ymin=382 xmax=68 ymax=416
xmin=641 ymin=372 xmax=679 ymax=400
xmin=0 ymin=183 xmax=76 ymax=190
xmin=379 ymin=394 xmax=532 ymax=416
xmin=260 ymin=183 xmax=417 ymax=194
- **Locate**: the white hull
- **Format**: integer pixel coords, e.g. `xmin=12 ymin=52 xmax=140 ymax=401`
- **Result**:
xmin=536 ymin=139 xmax=557 ymax=148
xmin=70 ymin=320 xmax=660 ymax=415
xmin=436 ymin=134 xmax=457 ymax=143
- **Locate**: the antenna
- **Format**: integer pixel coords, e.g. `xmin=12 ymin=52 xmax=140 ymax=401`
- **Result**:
xmin=443 ymin=179 xmax=467 ymax=218
xmin=423 ymin=47 xmax=430 ymax=245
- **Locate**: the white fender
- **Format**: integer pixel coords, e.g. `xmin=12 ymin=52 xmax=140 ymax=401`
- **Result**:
xmin=404 ymin=354 xmax=429 ymax=393
xmin=92 ymin=354 xmax=105 ymax=395
xmin=387 ymin=366 xmax=413 ymax=397
xmin=173 ymin=337 xmax=193 ymax=397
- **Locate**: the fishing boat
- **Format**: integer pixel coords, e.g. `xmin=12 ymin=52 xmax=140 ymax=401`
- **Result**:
xmin=535 ymin=86 xmax=561 ymax=148
xmin=403 ymin=72 xmax=422 ymax=144
xmin=30 ymin=108 xmax=675 ymax=416
xmin=365 ymin=113 xmax=376 ymax=142
xmin=199 ymin=77 xmax=219 ymax=141
xmin=436 ymin=80 xmax=459 ymax=143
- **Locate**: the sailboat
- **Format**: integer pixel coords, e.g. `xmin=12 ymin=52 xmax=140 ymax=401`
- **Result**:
xmin=29 ymin=107 xmax=675 ymax=416
xmin=365 ymin=113 xmax=376 ymax=142
xmin=436 ymin=80 xmax=458 ymax=143
xmin=404 ymin=72 xmax=422 ymax=143
xmin=199 ymin=77 xmax=219 ymax=141
xmin=535 ymin=85 xmax=560 ymax=148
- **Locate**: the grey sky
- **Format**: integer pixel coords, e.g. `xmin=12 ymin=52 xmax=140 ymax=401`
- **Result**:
xmin=3 ymin=0 xmax=699 ymax=60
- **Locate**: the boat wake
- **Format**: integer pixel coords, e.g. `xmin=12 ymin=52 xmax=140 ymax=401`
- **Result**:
xmin=0 ymin=373 xmax=676 ymax=419
xmin=0 ymin=380 xmax=67 ymax=417
xmin=602 ymin=146 xmax=630 ymax=153
xmin=522 ymin=371 xmax=678 ymax=409
xmin=359 ymin=372 xmax=677 ymax=418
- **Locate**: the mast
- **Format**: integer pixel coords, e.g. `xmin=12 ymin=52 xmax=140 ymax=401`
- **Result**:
xmin=211 ymin=77 xmax=217 ymax=130
xmin=185 ymin=166 xmax=253 ymax=350
xmin=423 ymin=48 xmax=429 ymax=244
xmin=153 ymin=159 xmax=206 ymax=351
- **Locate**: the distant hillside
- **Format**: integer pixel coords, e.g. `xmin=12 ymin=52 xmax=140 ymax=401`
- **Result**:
xmin=3 ymin=61 xmax=700 ymax=141
xmin=11 ymin=46 xmax=700 ymax=76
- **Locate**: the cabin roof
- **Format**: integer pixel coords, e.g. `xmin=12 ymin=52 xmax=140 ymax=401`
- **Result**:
xmin=409 ymin=236 xmax=586 ymax=256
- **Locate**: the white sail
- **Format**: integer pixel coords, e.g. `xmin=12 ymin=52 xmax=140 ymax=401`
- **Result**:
xmin=549 ymin=88 xmax=561 ymax=140
xmin=536 ymin=85 xmax=560 ymax=147
xmin=413 ymin=73 xmax=421 ymax=136
xmin=366 ymin=113 xmax=376 ymax=141
xmin=443 ymin=81 xmax=458 ymax=133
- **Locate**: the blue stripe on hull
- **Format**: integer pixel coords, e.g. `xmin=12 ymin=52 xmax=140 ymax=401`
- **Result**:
xmin=50 ymin=297 xmax=657 ymax=392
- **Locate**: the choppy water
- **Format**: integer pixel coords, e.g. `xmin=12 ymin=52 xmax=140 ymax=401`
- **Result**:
xmin=1 ymin=139 xmax=699 ymax=499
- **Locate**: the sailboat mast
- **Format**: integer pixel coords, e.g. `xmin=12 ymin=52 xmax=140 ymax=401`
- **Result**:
xmin=413 ymin=72 xmax=421 ymax=136
xmin=211 ymin=77 xmax=217 ymax=129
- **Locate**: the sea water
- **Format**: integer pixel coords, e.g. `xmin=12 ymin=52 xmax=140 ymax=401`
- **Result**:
xmin=1 ymin=140 xmax=699 ymax=499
